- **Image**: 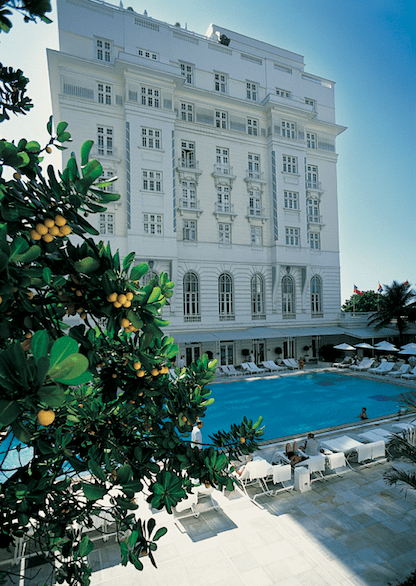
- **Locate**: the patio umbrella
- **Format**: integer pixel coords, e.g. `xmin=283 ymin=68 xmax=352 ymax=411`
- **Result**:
xmin=354 ymin=343 xmax=374 ymax=350
xmin=374 ymin=341 xmax=399 ymax=352
xmin=399 ymin=343 xmax=416 ymax=355
xmin=333 ymin=343 xmax=355 ymax=351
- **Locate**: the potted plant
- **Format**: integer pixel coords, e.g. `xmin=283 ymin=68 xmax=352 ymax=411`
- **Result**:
xmin=275 ymin=346 xmax=282 ymax=355
xmin=241 ymin=349 xmax=250 ymax=357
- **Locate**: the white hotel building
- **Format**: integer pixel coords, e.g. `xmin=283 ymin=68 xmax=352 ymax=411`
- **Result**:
xmin=48 ymin=0 xmax=363 ymax=366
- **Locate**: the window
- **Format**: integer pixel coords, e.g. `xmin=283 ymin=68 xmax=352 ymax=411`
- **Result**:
xmin=284 ymin=191 xmax=299 ymax=210
xmin=248 ymin=153 xmax=260 ymax=178
xmin=181 ymin=102 xmax=193 ymax=122
xmin=141 ymin=86 xmax=160 ymax=108
xmin=249 ymin=190 xmax=261 ymax=216
xmin=251 ymin=226 xmax=262 ymax=246
xmin=282 ymin=275 xmax=294 ymax=315
xmin=97 ymin=83 xmax=111 ymax=105
xmin=285 ymin=227 xmax=299 ymax=246
xmin=141 ymin=270 xmax=158 ymax=287
xmin=183 ymin=272 xmax=200 ymax=321
xmin=143 ymin=214 xmax=163 ymax=235
xmin=141 ymin=128 xmax=161 ymax=149
xmin=218 ymin=222 xmax=231 ymax=243
xmin=217 ymin=185 xmax=230 ymax=212
xmin=218 ymin=273 xmax=234 ymax=320
xmin=281 ymin=121 xmax=296 ymax=139
xmin=180 ymin=141 xmax=195 ymax=168
xmin=251 ymin=274 xmax=265 ymax=318
xmin=215 ymin=147 xmax=229 ymax=173
xmin=306 ymin=132 xmax=316 ymax=149
xmin=247 ymin=118 xmax=258 ymax=136
xmin=276 ymin=88 xmax=291 ymax=98
xmin=310 ymin=232 xmax=320 ymax=250
xmin=246 ymin=82 xmax=257 ymax=101
xmin=282 ymin=155 xmax=297 ymax=174
xmin=305 ymin=97 xmax=315 ymax=107
xmin=214 ymin=72 xmax=227 ymax=93
xmin=311 ymin=275 xmax=322 ymax=314
xmin=96 ymin=39 xmax=111 ymax=62
xmin=138 ymin=48 xmax=158 ymax=60
xmin=97 ymin=126 xmax=113 ymax=156
xmin=183 ymin=220 xmax=197 ymax=241
xmin=307 ymin=198 xmax=319 ymax=222
xmin=180 ymin=62 xmax=193 ymax=84
xmin=142 ymin=170 xmax=162 ymax=192
xmin=181 ymin=181 xmax=196 ymax=208
xmin=215 ymin=110 xmax=227 ymax=129
xmin=306 ymin=165 xmax=318 ymax=188
xmin=99 ymin=170 xmax=115 ymax=193
xmin=99 ymin=213 xmax=114 ymax=234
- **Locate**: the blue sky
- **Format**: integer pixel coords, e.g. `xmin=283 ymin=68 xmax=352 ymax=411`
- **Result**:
xmin=1 ymin=0 xmax=415 ymax=305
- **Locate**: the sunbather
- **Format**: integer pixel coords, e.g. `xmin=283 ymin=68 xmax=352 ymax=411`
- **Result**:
xmin=235 ymin=454 xmax=253 ymax=475
xmin=285 ymin=442 xmax=306 ymax=466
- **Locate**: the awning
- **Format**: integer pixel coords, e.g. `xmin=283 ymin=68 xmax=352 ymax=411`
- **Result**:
xmin=342 ymin=327 xmax=396 ymax=340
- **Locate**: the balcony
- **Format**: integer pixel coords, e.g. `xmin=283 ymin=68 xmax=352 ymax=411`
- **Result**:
xmin=306 ymin=180 xmax=323 ymax=191
xmin=177 ymin=198 xmax=203 ymax=217
xmin=176 ymin=158 xmax=202 ymax=183
xmin=246 ymin=206 xmax=268 ymax=223
xmin=91 ymin=146 xmax=119 ymax=160
xmin=214 ymin=202 xmax=237 ymax=220
xmin=246 ymin=170 xmax=264 ymax=181
xmin=307 ymin=214 xmax=324 ymax=225
xmin=213 ymin=163 xmax=233 ymax=176
xmin=178 ymin=158 xmax=199 ymax=170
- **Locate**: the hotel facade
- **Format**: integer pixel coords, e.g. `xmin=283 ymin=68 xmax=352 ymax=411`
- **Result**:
xmin=48 ymin=0 xmax=358 ymax=366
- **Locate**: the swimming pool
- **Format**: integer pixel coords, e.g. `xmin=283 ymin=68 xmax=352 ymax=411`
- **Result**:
xmin=201 ymin=371 xmax=410 ymax=442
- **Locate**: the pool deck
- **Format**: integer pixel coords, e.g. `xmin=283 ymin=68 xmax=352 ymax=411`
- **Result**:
xmin=4 ymin=367 xmax=416 ymax=586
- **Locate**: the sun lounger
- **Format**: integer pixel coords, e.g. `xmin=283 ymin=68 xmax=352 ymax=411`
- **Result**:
xmin=321 ymin=435 xmax=385 ymax=468
xmin=333 ymin=358 xmax=353 ymax=369
xmin=350 ymin=358 xmax=375 ymax=371
xmin=401 ymin=366 xmax=416 ymax=379
xmin=388 ymin=364 xmax=411 ymax=378
xmin=263 ymin=463 xmax=293 ymax=494
xmin=233 ymin=458 xmax=273 ymax=502
xmin=357 ymin=428 xmax=391 ymax=443
xmin=227 ymin=364 xmax=246 ymax=376
xmin=262 ymin=360 xmax=286 ymax=372
xmin=282 ymin=359 xmax=299 ymax=370
xmin=368 ymin=361 xmax=395 ymax=375
xmin=325 ymin=451 xmax=350 ymax=477
xmin=241 ymin=362 xmax=266 ymax=374
xmin=296 ymin=452 xmax=326 ymax=482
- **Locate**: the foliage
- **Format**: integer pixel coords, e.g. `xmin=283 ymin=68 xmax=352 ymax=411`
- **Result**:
xmin=342 ymin=290 xmax=378 ymax=313
xmin=318 ymin=344 xmax=338 ymax=363
xmin=368 ymin=281 xmax=416 ymax=345
xmin=0 ymin=3 xmax=264 ymax=585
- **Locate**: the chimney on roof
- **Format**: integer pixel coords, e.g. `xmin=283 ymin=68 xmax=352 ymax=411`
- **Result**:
xmin=144 ymin=9 xmax=147 ymax=16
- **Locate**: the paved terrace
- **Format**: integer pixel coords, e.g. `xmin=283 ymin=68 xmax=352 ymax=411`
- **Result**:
xmin=3 ymin=367 xmax=416 ymax=586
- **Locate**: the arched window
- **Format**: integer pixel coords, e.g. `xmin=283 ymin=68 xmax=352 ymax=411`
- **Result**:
xmin=183 ymin=272 xmax=200 ymax=322
xmin=218 ymin=273 xmax=234 ymax=321
xmin=282 ymin=275 xmax=295 ymax=316
xmin=311 ymin=275 xmax=322 ymax=316
xmin=251 ymin=274 xmax=265 ymax=319
xmin=140 ymin=270 xmax=158 ymax=287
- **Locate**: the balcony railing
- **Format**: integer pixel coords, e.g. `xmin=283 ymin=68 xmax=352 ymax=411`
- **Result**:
xmin=306 ymin=180 xmax=322 ymax=190
xmin=178 ymin=158 xmax=199 ymax=170
xmin=213 ymin=163 xmax=233 ymax=175
xmin=246 ymin=170 xmax=264 ymax=181
xmin=215 ymin=202 xmax=234 ymax=214
xmin=92 ymin=146 xmax=118 ymax=158
xmin=247 ymin=206 xmax=266 ymax=218
xmin=178 ymin=198 xmax=201 ymax=211
xmin=307 ymin=214 xmax=323 ymax=224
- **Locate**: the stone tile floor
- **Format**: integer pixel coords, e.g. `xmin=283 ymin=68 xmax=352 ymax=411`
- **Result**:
xmin=86 ymin=459 xmax=416 ymax=586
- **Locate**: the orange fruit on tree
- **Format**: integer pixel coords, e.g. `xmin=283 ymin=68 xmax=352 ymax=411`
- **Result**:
xmin=121 ymin=318 xmax=130 ymax=328
xmin=107 ymin=292 xmax=117 ymax=302
xmin=35 ymin=223 xmax=48 ymax=235
xmin=151 ymin=368 xmax=159 ymax=377
xmin=44 ymin=218 xmax=55 ymax=228
xmin=113 ymin=301 xmax=122 ymax=308
xmin=49 ymin=225 xmax=60 ymax=236
xmin=45 ymin=146 xmax=52 ymax=154
xmin=30 ymin=229 xmax=42 ymax=240
xmin=117 ymin=294 xmax=127 ymax=305
xmin=126 ymin=292 xmax=134 ymax=301
xmin=137 ymin=370 xmax=145 ymax=378
xmin=133 ymin=361 xmax=141 ymax=370
xmin=54 ymin=215 xmax=66 ymax=226
xmin=37 ymin=409 xmax=55 ymax=426
xmin=60 ymin=225 xmax=71 ymax=236
xmin=42 ymin=233 xmax=54 ymax=243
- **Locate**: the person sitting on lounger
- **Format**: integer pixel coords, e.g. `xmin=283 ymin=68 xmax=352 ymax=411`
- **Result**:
xmin=235 ymin=454 xmax=253 ymax=475
xmin=300 ymin=432 xmax=321 ymax=456
xmin=285 ymin=442 xmax=305 ymax=466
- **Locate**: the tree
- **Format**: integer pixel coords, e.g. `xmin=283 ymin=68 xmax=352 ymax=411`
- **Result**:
xmin=0 ymin=4 xmax=264 ymax=585
xmin=368 ymin=281 xmax=416 ymax=345
xmin=342 ymin=290 xmax=378 ymax=313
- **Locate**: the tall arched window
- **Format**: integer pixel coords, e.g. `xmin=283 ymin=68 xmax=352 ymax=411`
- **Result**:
xmin=140 ymin=270 xmax=158 ymax=287
xmin=218 ymin=273 xmax=234 ymax=321
xmin=183 ymin=272 xmax=200 ymax=322
xmin=282 ymin=275 xmax=295 ymax=316
xmin=311 ymin=275 xmax=322 ymax=316
xmin=251 ymin=273 xmax=265 ymax=319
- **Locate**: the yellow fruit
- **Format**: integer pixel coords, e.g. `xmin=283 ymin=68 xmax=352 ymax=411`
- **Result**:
xmin=107 ymin=292 xmax=117 ymax=302
xmin=0 ymin=296 xmax=2 ymax=304
xmin=240 ymin=437 xmax=246 ymax=444
xmin=44 ymin=218 xmax=55 ymax=228
xmin=137 ymin=370 xmax=145 ymax=378
xmin=113 ymin=301 xmax=122 ymax=308
xmin=27 ymin=291 xmax=34 ymax=300
xmin=123 ymin=300 xmax=131 ymax=308
xmin=30 ymin=229 xmax=42 ymax=241
xmin=117 ymin=294 xmax=127 ymax=305
xmin=151 ymin=368 xmax=159 ymax=377
xmin=60 ymin=225 xmax=71 ymax=236
xmin=37 ymin=409 xmax=55 ymax=426
xmin=121 ymin=318 xmax=130 ymax=328
xmin=42 ymin=233 xmax=54 ymax=243
xmin=133 ymin=361 xmax=141 ymax=370
xmin=49 ymin=225 xmax=60 ymax=236
xmin=25 ymin=332 xmax=32 ymax=338
xmin=126 ymin=292 xmax=134 ymax=301
xmin=75 ymin=290 xmax=83 ymax=297
xmin=13 ymin=172 xmax=21 ymax=180
xmin=35 ymin=223 xmax=48 ymax=235
xmin=80 ymin=312 xmax=87 ymax=320
xmin=112 ymin=373 xmax=117 ymax=379
xmin=46 ymin=146 xmax=52 ymax=154
xmin=54 ymin=215 xmax=66 ymax=226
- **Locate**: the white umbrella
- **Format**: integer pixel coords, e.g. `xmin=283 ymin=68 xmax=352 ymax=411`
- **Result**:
xmin=399 ymin=343 xmax=416 ymax=355
xmin=333 ymin=343 xmax=355 ymax=351
xmin=354 ymin=343 xmax=374 ymax=350
xmin=374 ymin=341 xmax=399 ymax=352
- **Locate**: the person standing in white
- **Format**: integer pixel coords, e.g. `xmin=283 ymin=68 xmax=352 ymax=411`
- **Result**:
xmin=191 ymin=420 xmax=203 ymax=449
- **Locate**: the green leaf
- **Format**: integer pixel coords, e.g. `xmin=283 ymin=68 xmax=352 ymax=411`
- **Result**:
xmin=49 ymin=337 xmax=78 ymax=368
xmin=9 ymin=236 xmax=28 ymax=262
xmin=80 ymin=140 xmax=94 ymax=165
xmin=78 ymin=536 xmax=94 ymax=557
xmin=74 ymin=257 xmax=100 ymax=274
xmin=115 ymin=464 xmax=132 ymax=485
xmin=14 ymin=245 xmax=41 ymax=264
xmin=57 ymin=131 xmax=71 ymax=143
xmin=82 ymin=483 xmax=107 ymax=501
xmin=0 ymin=400 xmax=21 ymax=426
xmin=122 ymin=252 xmax=135 ymax=273
xmin=42 ymin=267 xmax=52 ymax=284
xmin=130 ymin=263 xmax=149 ymax=282
xmin=56 ymin=121 xmax=68 ymax=136
xmin=25 ymin=141 xmax=41 ymax=153
xmin=47 ymin=116 xmax=53 ymax=136
xmin=82 ymin=159 xmax=102 ymax=181
xmin=49 ymin=354 xmax=89 ymax=382
xmin=11 ymin=420 xmax=31 ymax=443
xmin=61 ymin=370 xmax=93 ymax=386
xmin=147 ymin=287 xmax=161 ymax=304
xmin=88 ymin=458 xmax=107 ymax=482
xmin=37 ymin=385 xmax=66 ymax=408
xmin=31 ymin=330 xmax=50 ymax=364
xmin=153 ymin=527 xmax=168 ymax=541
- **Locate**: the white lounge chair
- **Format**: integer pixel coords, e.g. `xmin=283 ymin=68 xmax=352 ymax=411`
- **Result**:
xmin=333 ymin=357 xmax=353 ymax=369
xmin=321 ymin=435 xmax=385 ymax=468
xmin=262 ymin=360 xmax=286 ymax=372
xmin=263 ymin=463 xmax=293 ymax=494
xmin=282 ymin=359 xmax=299 ymax=370
xmin=233 ymin=458 xmax=273 ymax=502
xmin=388 ymin=364 xmax=411 ymax=378
xmin=350 ymin=358 xmax=375 ymax=371
xmin=241 ymin=362 xmax=266 ymax=374
xmin=402 ymin=366 xmax=416 ymax=379
xmin=325 ymin=452 xmax=350 ymax=477
xmin=220 ymin=365 xmax=231 ymax=376
xmin=227 ymin=364 xmax=245 ymax=376
xmin=368 ymin=361 xmax=395 ymax=375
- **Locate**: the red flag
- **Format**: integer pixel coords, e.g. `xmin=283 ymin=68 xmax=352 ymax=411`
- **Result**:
xmin=353 ymin=285 xmax=363 ymax=296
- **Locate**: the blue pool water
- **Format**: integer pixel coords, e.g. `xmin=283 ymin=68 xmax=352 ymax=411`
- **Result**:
xmin=201 ymin=371 xmax=410 ymax=442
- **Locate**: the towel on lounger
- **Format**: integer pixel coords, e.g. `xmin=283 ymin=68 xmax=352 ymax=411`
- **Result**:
xmin=272 ymin=464 xmax=292 ymax=484
xmin=371 ymin=440 xmax=385 ymax=459
xmin=356 ymin=443 xmax=372 ymax=463
xmin=326 ymin=451 xmax=346 ymax=470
